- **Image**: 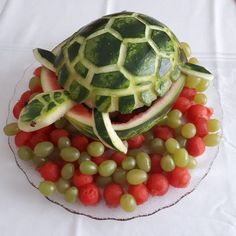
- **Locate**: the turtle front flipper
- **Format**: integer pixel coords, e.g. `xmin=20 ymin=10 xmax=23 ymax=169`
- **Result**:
xmin=92 ymin=109 xmax=127 ymax=153
xmin=180 ymin=63 xmax=213 ymax=80
xmin=18 ymin=90 xmax=75 ymax=132
xmin=33 ymin=48 xmax=56 ymax=72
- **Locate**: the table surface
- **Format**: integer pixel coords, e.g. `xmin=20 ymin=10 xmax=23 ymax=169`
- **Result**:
xmin=0 ymin=0 xmax=236 ymax=235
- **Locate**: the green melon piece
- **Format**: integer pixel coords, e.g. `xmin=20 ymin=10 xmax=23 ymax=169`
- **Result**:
xmin=91 ymin=71 xmax=130 ymax=89
xmin=67 ymin=41 xmax=81 ymax=62
xmin=140 ymin=90 xmax=156 ymax=106
xmin=18 ymin=90 xmax=75 ymax=132
xmin=92 ymin=109 xmax=127 ymax=153
xmin=74 ymin=62 xmax=88 ymax=78
xmin=33 ymin=48 xmax=56 ymax=72
xmin=111 ymin=17 xmax=145 ymax=38
xmin=65 ymin=75 xmax=185 ymax=140
xmin=84 ymin=32 xmax=121 ymax=66
xmin=57 ymin=64 xmax=69 ymax=86
xmin=124 ymin=42 xmax=156 ymax=76
xmin=180 ymin=63 xmax=213 ymax=80
xmin=95 ymin=96 xmax=111 ymax=112
xmin=118 ymin=95 xmax=135 ymax=114
xmin=151 ymin=30 xmax=174 ymax=52
xmin=69 ymin=80 xmax=90 ymax=103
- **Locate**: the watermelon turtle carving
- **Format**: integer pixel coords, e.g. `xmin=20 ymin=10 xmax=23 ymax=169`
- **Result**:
xmin=18 ymin=11 xmax=213 ymax=153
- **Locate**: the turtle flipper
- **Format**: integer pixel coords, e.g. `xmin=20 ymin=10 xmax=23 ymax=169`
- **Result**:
xmin=18 ymin=90 xmax=75 ymax=132
xmin=33 ymin=48 xmax=56 ymax=72
xmin=92 ymin=109 xmax=127 ymax=153
xmin=180 ymin=63 xmax=213 ymax=80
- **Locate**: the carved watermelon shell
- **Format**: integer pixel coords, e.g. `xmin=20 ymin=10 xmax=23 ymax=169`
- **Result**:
xmin=54 ymin=11 xmax=184 ymax=114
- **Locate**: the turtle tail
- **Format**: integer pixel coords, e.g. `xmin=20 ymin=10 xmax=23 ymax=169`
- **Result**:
xmin=180 ymin=62 xmax=213 ymax=80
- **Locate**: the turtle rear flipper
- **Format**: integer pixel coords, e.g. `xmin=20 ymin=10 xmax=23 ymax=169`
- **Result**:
xmin=18 ymin=90 xmax=75 ymax=132
xmin=92 ymin=109 xmax=127 ymax=153
xmin=33 ymin=48 xmax=56 ymax=72
xmin=180 ymin=63 xmax=213 ymax=80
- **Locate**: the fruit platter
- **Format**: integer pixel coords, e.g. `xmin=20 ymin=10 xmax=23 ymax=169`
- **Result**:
xmin=4 ymin=11 xmax=221 ymax=220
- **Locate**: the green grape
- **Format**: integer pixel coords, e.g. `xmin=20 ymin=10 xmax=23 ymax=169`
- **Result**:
xmin=186 ymin=155 xmax=197 ymax=169
xmin=61 ymin=163 xmax=75 ymax=180
xmin=78 ymin=152 xmax=91 ymax=164
xmin=167 ymin=117 xmax=182 ymax=129
xmin=17 ymin=146 xmax=33 ymax=161
xmin=87 ymin=141 xmax=104 ymax=157
xmin=181 ymin=123 xmax=196 ymax=139
xmin=32 ymin=155 xmax=46 ymax=167
xmin=165 ymin=138 xmax=180 ymax=154
xmin=56 ymin=178 xmax=70 ymax=193
xmin=121 ymin=156 xmax=136 ymax=170
xmin=136 ymin=152 xmax=151 ymax=172
xmin=64 ymin=187 xmax=78 ymax=203
xmin=127 ymin=149 xmax=140 ymax=157
xmin=95 ymin=176 xmax=112 ymax=188
xmin=126 ymin=169 xmax=147 ymax=185
xmin=180 ymin=42 xmax=191 ymax=58
xmin=203 ymin=134 xmax=220 ymax=146
xmin=48 ymin=148 xmax=61 ymax=162
xmin=38 ymin=181 xmax=56 ymax=197
xmin=150 ymin=138 xmax=165 ymax=154
xmin=29 ymin=92 xmax=40 ymax=100
xmin=57 ymin=137 xmax=71 ymax=149
xmin=188 ymin=57 xmax=199 ymax=64
xmin=34 ymin=141 xmax=54 ymax=158
xmin=196 ymin=79 xmax=209 ymax=92
xmin=29 ymin=76 xmax=41 ymax=90
xmin=80 ymin=160 xmax=97 ymax=175
xmin=3 ymin=122 xmax=19 ymax=136
xmin=175 ymin=136 xmax=187 ymax=147
xmin=207 ymin=119 xmax=220 ymax=132
xmin=194 ymin=93 xmax=207 ymax=105
xmin=60 ymin=147 xmax=80 ymax=162
xmin=173 ymin=148 xmax=189 ymax=167
xmin=160 ymin=155 xmax=175 ymax=172
xmin=54 ymin=118 xmax=67 ymax=129
xmin=98 ymin=160 xmax=117 ymax=177
xmin=185 ymin=76 xmax=201 ymax=89
xmin=112 ymin=168 xmax=127 ymax=185
xmin=167 ymin=109 xmax=182 ymax=120
xmin=120 ymin=194 xmax=137 ymax=212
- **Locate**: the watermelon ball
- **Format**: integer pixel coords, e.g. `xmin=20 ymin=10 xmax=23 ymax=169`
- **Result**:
xmin=38 ymin=161 xmax=60 ymax=182
xmin=71 ymin=135 xmax=89 ymax=152
xmin=186 ymin=136 xmax=205 ymax=157
xmin=72 ymin=170 xmax=93 ymax=188
xmin=149 ymin=154 xmax=162 ymax=174
xmin=128 ymin=184 xmax=149 ymax=205
xmin=15 ymin=131 xmax=33 ymax=147
xmin=127 ymin=134 xmax=145 ymax=149
xmin=153 ymin=125 xmax=174 ymax=141
xmin=50 ymin=129 xmax=69 ymax=145
xmin=193 ymin=117 xmax=208 ymax=137
xmin=103 ymin=183 xmax=124 ymax=207
xmin=167 ymin=167 xmax=191 ymax=188
xmin=13 ymin=100 xmax=25 ymax=119
xmin=79 ymin=183 xmax=100 ymax=206
xmin=20 ymin=90 xmax=32 ymax=104
xmin=146 ymin=173 xmax=169 ymax=196
xmin=110 ymin=152 xmax=126 ymax=166
xmin=173 ymin=96 xmax=192 ymax=113
xmin=186 ymin=104 xmax=209 ymax=122
xmin=28 ymin=132 xmax=49 ymax=149
xmin=33 ymin=66 xmax=42 ymax=77
xmin=179 ymin=87 xmax=196 ymax=101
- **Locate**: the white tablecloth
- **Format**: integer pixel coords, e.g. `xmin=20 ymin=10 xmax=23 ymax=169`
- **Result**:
xmin=0 ymin=0 xmax=236 ymax=235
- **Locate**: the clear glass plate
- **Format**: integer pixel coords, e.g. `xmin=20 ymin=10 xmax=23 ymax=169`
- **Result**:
xmin=6 ymin=63 xmax=222 ymax=221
